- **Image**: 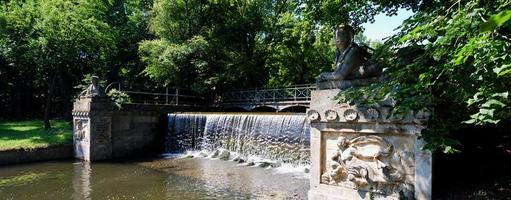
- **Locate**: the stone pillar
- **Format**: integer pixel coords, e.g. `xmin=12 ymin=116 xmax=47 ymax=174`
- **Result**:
xmin=307 ymin=89 xmax=432 ymax=200
xmin=72 ymin=97 xmax=113 ymax=161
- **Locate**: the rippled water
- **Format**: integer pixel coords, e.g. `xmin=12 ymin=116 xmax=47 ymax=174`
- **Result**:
xmin=0 ymin=157 xmax=309 ymax=200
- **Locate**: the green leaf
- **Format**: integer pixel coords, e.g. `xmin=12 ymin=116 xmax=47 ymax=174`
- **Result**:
xmin=498 ymin=69 xmax=511 ymax=77
xmin=492 ymin=92 xmax=509 ymax=99
xmin=481 ymin=10 xmax=511 ymax=32
xmin=494 ymin=64 xmax=511 ymax=77
xmin=443 ymin=146 xmax=452 ymax=154
xmin=467 ymin=92 xmax=483 ymax=106
xmin=493 ymin=64 xmax=511 ymax=77
xmin=481 ymin=99 xmax=506 ymax=108
xmin=479 ymin=108 xmax=495 ymax=117
xmin=483 ymin=118 xmax=500 ymax=124
xmin=462 ymin=118 xmax=476 ymax=124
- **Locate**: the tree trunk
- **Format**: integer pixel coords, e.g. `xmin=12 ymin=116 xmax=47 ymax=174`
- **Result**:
xmin=13 ymin=84 xmax=22 ymax=119
xmin=44 ymin=74 xmax=57 ymax=130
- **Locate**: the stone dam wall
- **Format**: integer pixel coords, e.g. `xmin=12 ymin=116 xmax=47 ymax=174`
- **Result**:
xmin=72 ymin=98 xmax=207 ymax=161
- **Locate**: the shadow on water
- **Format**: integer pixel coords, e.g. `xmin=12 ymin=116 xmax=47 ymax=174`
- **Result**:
xmin=0 ymin=157 xmax=309 ymax=200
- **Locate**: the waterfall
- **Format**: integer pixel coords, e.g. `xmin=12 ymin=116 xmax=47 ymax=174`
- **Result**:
xmin=166 ymin=113 xmax=310 ymax=164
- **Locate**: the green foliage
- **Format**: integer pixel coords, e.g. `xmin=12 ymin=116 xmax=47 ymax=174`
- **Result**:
xmin=481 ymin=10 xmax=511 ymax=32
xmin=354 ymin=32 xmax=382 ymax=49
xmin=301 ymin=0 xmax=424 ymax=29
xmin=0 ymin=0 xmax=150 ymax=119
xmin=335 ymin=0 xmax=511 ymax=153
xmin=335 ymin=83 xmax=433 ymax=115
xmin=464 ymin=91 xmax=509 ymax=125
xmin=0 ymin=120 xmax=72 ymax=151
xmin=107 ymin=88 xmax=133 ymax=108
xmin=140 ymin=36 xmax=209 ymax=89
xmin=140 ymin=0 xmax=334 ymax=92
xmin=2 ymin=0 xmax=509 ymax=153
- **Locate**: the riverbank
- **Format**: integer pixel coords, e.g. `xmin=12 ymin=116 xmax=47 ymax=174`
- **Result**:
xmin=0 ymin=120 xmax=73 ymax=165
xmin=0 ymin=120 xmax=72 ymax=151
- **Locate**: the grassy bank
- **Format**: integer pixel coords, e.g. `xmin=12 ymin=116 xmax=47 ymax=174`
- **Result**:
xmin=0 ymin=120 xmax=72 ymax=151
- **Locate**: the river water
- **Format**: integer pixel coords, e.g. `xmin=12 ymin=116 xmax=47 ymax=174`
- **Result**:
xmin=0 ymin=157 xmax=309 ymax=199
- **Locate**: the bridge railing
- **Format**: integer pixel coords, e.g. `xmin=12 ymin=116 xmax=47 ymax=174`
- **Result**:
xmin=220 ymin=84 xmax=316 ymax=104
xmin=105 ymin=82 xmax=205 ymax=106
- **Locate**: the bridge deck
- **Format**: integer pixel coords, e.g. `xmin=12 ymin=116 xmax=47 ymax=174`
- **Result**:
xmin=220 ymin=84 xmax=315 ymax=111
xmin=106 ymin=82 xmax=316 ymax=111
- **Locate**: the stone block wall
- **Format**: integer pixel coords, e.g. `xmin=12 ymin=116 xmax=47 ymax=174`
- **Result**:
xmin=72 ymin=97 xmax=204 ymax=161
xmin=110 ymin=112 xmax=161 ymax=158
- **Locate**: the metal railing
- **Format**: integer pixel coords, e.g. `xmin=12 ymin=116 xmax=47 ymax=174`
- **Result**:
xmin=104 ymin=82 xmax=316 ymax=106
xmin=105 ymin=82 xmax=205 ymax=106
xmin=220 ymin=84 xmax=316 ymax=104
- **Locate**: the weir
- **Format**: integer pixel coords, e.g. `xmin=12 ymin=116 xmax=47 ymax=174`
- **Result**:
xmin=166 ymin=113 xmax=310 ymax=165
xmin=69 ymin=23 xmax=434 ymax=200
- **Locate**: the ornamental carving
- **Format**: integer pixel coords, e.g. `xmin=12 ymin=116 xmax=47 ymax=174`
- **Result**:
xmin=307 ymin=110 xmax=320 ymax=121
xmin=379 ymin=107 xmax=392 ymax=120
xmin=74 ymin=119 xmax=88 ymax=142
xmin=321 ymin=135 xmax=405 ymax=191
xmin=325 ymin=110 xmax=338 ymax=121
xmin=343 ymin=109 xmax=358 ymax=121
xmin=364 ymin=108 xmax=379 ymax=121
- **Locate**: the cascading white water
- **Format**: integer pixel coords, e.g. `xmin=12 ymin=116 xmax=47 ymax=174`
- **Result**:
xmin=166 ymin=113 xmax=310 ymax=164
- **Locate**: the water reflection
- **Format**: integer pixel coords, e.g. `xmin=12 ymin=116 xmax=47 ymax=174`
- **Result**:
xmin=0 ymin=158 xmax=308 ymax=199
xmin=72 ymin=161 xmax=91 ymax=200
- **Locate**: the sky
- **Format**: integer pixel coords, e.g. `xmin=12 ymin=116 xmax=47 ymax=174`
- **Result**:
xmin=361 ymin=9 xmax=414 ymax=41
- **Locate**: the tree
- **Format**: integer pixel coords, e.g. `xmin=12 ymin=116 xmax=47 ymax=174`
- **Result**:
xmin=334 ymin=0 xmax=511 ymax=152
xmin=385 ymin=1 xmax=510 ymax=152
xmin=140 ymin=0 xmax=334 ymax=92
xmin=0 ymin=0 xmax=116 ymax=128
xmin=103 ymin=0 xmax=153 ymax=85
xmin=140 ymin=0 xmax=268 ymax=92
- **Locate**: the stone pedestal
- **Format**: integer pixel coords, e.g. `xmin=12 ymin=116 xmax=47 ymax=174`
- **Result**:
xmin=72 ymin=97 xmax=113 ymax=161
xmin=307 ymin=89 xmax=432 ymax=200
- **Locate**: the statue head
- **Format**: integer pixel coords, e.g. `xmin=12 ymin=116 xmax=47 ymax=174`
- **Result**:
xmin=335 ymin=24 xmax=354 ymax=51
xmin=337 ymin=136 xmax=349 ymax=148
xmin=91 ymin=76 xmax=99 ymax=86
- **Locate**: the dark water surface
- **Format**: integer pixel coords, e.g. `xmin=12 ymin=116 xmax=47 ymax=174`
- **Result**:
xmin=0 ymin=157 xmax=309 ymax=200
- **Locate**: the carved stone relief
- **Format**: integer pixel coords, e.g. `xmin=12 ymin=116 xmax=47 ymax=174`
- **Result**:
xmin=74 ymin=118 xmax=89 ymax=142
xmin=307 ymin=106 xmax=430 ymax=124
xmin=325 ymin=110 xmax=338 ymax=121
xmin=307 ymin=110 xmax=320 ymax=121
xmin=320 ymin=134 xmax=412 ymax=196
xmin=343 ymin=109 xmax=358 ymax=121
xmin=364 ymin=108 xmax=379 ymax=121
xmin=379 ymin=107 xmax=392 ymax=120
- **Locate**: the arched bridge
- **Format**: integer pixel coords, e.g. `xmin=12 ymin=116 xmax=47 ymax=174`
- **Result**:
xmin=219 ymin=84 xmax=316 ymax=112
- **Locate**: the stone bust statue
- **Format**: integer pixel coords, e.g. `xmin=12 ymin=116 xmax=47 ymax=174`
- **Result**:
xmin=79 ymin=76 xmax=105 ymax=98
xmin=317 ymin=24 xmax=381 ymax=82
